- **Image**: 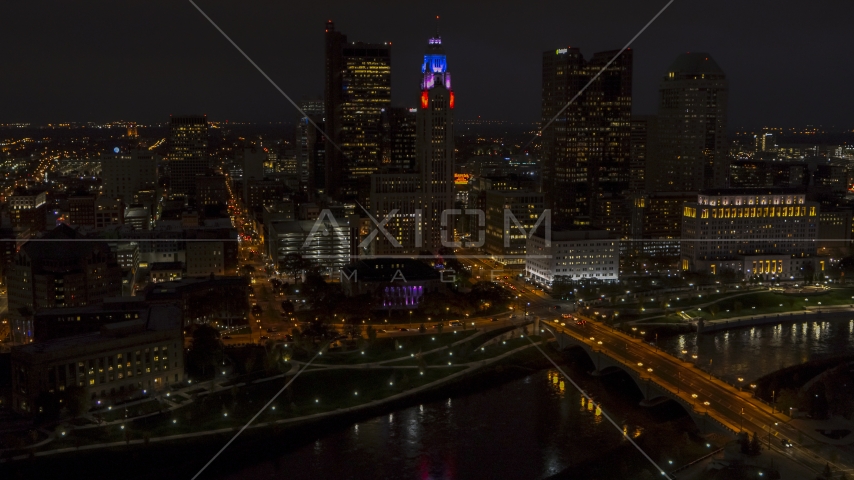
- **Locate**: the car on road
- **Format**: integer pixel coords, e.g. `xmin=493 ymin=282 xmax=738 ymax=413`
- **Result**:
xmin=222 ymin=335 xmax=232 ymax=340
xmin=379 ymin=329 xmax=388 ymax=333
xmin=509 ymin=315 xmax=516 ymax=319
xmin=490 ymin=317 xmax=498 ymax=322
xmin=398 ymin=328 xmax=409 ymax=332
xmin=575 ymin=319 xmax=587 ymax=326
xmin=449 ymin=321 xmax=463 ymax=327
xmin=266 ymin=327 xmax=277 ymax=333
xmin=433 ymin=323 xmax=444 ymax=329
xmin=260 ymin=335 xmax=269 ymax=340
xmin=553 ymin=305 xmax=561 ymax=310
xmin=781 ymin=438 xmax=792 ymax=448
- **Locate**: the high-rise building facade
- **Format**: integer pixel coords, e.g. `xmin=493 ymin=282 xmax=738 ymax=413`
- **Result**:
xmin=101 ymin=149 xmax=158 ymax=204
xmin=541 ymin=47 xmax=632 ymax=227
xmin=381 ymin=107 xmax=417 ymax=170
xmin=646 ymin=53 xmax=728 ymax=193
xmin=168 ymin=115 xmax=209 ymax=199
xmin=295 ymin=98 xmax=324 ymax=190
xmin=324 ymin=21 xmax=391 ymax=200
xmin=417 ymin=34 xmax=455 ymax=252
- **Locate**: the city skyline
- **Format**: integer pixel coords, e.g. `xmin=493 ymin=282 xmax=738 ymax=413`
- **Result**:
xmin=2 ymin=1 xmax=853 ymax=128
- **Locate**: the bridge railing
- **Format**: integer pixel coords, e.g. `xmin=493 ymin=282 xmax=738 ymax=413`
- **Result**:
xmin=551 ymin=324 xmax=742 ymax=435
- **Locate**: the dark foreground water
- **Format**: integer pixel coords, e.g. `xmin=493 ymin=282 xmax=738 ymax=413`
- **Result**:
xmin=9 ymin=319 xmax=853 ymax=480
xmin=222 ymin=368 xmax=650 ymax=480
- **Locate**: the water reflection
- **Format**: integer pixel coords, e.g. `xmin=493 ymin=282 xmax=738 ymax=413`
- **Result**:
xmin=225 ymin=370 xmax=647 ymax=480
xmin=662 ymin=316 xmax=854 ymax=383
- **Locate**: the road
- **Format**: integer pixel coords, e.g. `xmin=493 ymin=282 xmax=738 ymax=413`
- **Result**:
xmin=484 ymin=264 xmax=853 ymax=478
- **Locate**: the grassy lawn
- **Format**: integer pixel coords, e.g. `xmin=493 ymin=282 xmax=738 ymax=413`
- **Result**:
xmin=49 ymin=367 xmax=466 ymax=449
xmin=630 ymin=290 xmax=752 ymax=311
xmin=98 ymin=399 xmax=165 ymax=422
xmin=311 ymin=330 xmax=477 ymax=365
xmin=467 ymin=336 xmax=539 ymax=362
xmin=635 ymin=315 xmax=687 ymax=324
xmin=686 ymin=287 xmax=854 ymax=321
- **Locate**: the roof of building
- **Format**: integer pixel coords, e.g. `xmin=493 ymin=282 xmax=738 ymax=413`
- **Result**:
xmin=341 ymin=258 xmax=439 ymax=282
xmin=150 ymin=262 xmax=183 ymax=271
xmin=698 ymin=187 xmax=807 ymax=196
xmin=667 ymin=52 xmax=724 ymax=75
xmin=13 ymin=304 xmax=181 ymax=356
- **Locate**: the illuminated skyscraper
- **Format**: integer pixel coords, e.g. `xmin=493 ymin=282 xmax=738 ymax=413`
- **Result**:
xmin=324 ymin=21 xmax=391 ymax=201
xmin=646 ymin=52 xmax=728 ymax=193
xmin=541 ymin=47 xmax=632 ymax=227
xmin=168 ymin=114 xmax=209 ymax=199
xmin=416 ymin=33 xmax=456 ymax=252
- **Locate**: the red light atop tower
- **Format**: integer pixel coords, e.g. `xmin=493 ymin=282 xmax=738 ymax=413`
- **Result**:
xmin=421 ymin=91 xmax=429 ymax=109
xmin=449 ymin=91 xmax=455 ymax=109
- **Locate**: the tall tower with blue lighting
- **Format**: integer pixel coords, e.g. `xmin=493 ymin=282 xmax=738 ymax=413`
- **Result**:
xmin=417 ymin=22 xmax=455 ymax=252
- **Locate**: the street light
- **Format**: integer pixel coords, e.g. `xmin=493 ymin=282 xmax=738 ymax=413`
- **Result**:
xmin=409 ymin=310 xmax=413 ymax=330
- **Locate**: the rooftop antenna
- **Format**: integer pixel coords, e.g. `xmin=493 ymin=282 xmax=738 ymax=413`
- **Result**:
xmin=435 ymin=15 xmax=440 ymax=37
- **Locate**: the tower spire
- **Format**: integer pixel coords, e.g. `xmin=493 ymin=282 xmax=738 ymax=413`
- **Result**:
xmin=435 ymin=15 xmax=440 ymax=37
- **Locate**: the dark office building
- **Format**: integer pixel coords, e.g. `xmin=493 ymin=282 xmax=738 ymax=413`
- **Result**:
xmin=646 ymin=53 xmax=728 ymax=193
xmin=541 ymin=47 xmax=632 ymax=227
xmin=381 ymin=107 xmax=417 ymax=170
xmin=324 ymin=21 xmax=391 ymax=200
xmin=168 ymin=115 xmax=209 ymax=199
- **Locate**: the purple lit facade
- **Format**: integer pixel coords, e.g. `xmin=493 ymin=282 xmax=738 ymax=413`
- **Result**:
xmin=381 ymin=285 xmax=425 ymax=308
xmin=421 ymin=37 xmax=451 ymax=91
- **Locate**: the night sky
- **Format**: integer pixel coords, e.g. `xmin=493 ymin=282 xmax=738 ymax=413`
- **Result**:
xmin=1 ymin=0 xmax=851 ymax=129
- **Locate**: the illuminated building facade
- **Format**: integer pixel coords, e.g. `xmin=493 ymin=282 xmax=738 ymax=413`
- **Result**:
xmin=541 ymin=47 xmax=632 ymax=226
xmin=526 ymin=227 xmax=619 ymax=287
xmin=484 ymin=190 xmax=545 ymax=266
xmin=680 ymin=188 xmax=820 ymax=278
xmin=646 ymin=53 xmax=728 ymax=193
xmin=369 ymin=173 xmax=421 ymax=256
xmin=417 ymin=34 xmax=455 ymax=252
xmin=324 ymin=21 xmax=391 ymax=200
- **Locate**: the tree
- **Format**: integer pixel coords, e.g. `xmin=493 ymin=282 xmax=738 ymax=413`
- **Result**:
xmin=734 ymin=301 xmax=743 ymax=315
xmin=436 ymin=323 xmax=444 ymax=334
xmin=709 ymin=304 xmax=720 ymax=317
xmin=63 ymin=384 xmax=90 ymax=419
xmin=186 ymin=324 xmax=223 ymax=380
xmin=737 ymin=431 xmax=750 ymax=454
xmin=749 ymin=431 xmax=762 ymax=456
xmin=822 ymin=463 xmax=833 ymax=479
xmin=366 ymin=325 xmax=377 ymax=343
xmin=418 ymin=323 xmax=426 ymax=334
xmin=281 ymin=300 xmax=295 ymax=314
xmin=280 ymin=253 xmax=311 ymax=284
xmin=803 ymin=262 xmax=816 ymax=284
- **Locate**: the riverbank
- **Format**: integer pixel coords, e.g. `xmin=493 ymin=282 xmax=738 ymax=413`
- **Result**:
xmin=1 ymin=343 xmax=724 ymax=480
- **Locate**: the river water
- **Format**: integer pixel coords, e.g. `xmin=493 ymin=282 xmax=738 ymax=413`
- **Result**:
xmin=222 ymin=369 xmax=650 ymax=480
xmin=219 ymin=316 xmax=854 ymax=479
xmin=659 ymin=316 xmax=854 ymax=384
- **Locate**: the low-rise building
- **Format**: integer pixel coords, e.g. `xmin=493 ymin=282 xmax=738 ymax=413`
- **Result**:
xmin=526 ymin=227 xmax=619 ymax=287
xmin=680 ymin=188 xmax=820 ymax=279
xmin=10 ymin=303 xmax=183 ymax=414
xmin=150 ymin=262 xmax=183 ymax=283
xmin=340 ymin=258 xmax=441 ymax=309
